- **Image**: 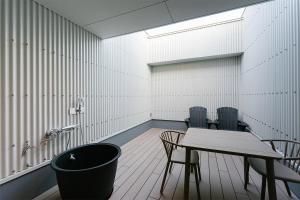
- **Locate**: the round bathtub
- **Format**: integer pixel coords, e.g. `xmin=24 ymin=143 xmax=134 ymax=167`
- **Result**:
xmin=51 ymin=143 xmax=121 ymax=199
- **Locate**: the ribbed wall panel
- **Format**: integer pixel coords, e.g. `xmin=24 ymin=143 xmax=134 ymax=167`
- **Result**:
xmin=240 ymin=0 xmax=300 ymax=147
xmin=0 ymin=0 xmax=151 ymax=182
xmin=147 ymin=21 xmax=243 ymax=65
xmin=151 ymin=57 xmax=240 ymax=121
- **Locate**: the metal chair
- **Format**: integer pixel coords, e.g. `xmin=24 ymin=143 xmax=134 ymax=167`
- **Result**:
xmin=185 ymin=106 xmax=209 ymax=128
xmin=245 ymin=139 xmax=300 ymax=199
xmin=160 ymin=130 xmax=201 ymax=198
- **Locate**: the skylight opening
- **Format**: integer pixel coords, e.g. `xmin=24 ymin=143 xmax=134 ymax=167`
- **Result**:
xmin=145 ymin=8 xmax=245 ymax=37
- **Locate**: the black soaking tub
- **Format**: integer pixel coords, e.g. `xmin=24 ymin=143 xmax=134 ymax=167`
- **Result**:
xmin=51 ymin=143 xmax=121 ymax=199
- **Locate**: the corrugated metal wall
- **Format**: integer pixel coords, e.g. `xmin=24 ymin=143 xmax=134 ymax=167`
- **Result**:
xmin=151 ymin=57 xmax=240 ymax=121
xmin=0 ymin=0 xmax=151 ymax=182
xmin=240 ymin=0 xmax=300 ymax=146
xmin=147 ymin=20 xmax=243 ymax=65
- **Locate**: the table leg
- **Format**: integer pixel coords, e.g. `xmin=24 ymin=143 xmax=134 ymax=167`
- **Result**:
xmin=184 ymin=148 xmax=191 ymax=200
xmin=266 ymin=158 xmax=277 ymax=200
xmin=244 ymin=156 xmax=249 ymax=190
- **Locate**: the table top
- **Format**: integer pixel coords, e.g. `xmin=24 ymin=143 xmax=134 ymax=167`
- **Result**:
xmin=181 ymin=128 xmax=282 ymax=159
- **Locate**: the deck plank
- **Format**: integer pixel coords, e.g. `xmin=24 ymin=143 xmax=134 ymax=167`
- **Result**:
xmin=134 ymin=173 xmax=160 ymax=200
xmin=39 ymin=128 xmax=297 ymax=200
xmin=209 ymin=153 xmax=224 ymax=200
xmin=111 ymin=143 xmax=162 ymax=199
xmin=217 ymin=154 xmax=236 ymax=200
xmin=172 ymin=165 xmax=185 ymax=200
xmin=117 ymin=130 xmax=159 ymax=168
xmin=159 ymin=164 xmax=182 ymax=200
xmin=114 ymin=134 xmax=161 ymax=187
xmin=121 ymin=157 xmax=162 ymax=199
xmin=231 ymin=155 xmax=260 ymax=200
xmin=149 ymin=165 xmax=170 ymax=199
xmin=223 ymin=154 xmax=251 ymax=199
xmin=199 ymin=151 xmax=211 ymax=200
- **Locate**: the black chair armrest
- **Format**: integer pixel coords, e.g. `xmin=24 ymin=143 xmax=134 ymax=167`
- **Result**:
xmin=238 ymin=121 xmax=250 ymax=132
xmin=184 ymin=118 xmax=190 ymax=127
xmin=238 ymin=120 xmax=249 ymax=127
xmin=244 ymin=126 xmax=251 ymax=132
xmin=261 ymin=139 xmax=299 ymax=143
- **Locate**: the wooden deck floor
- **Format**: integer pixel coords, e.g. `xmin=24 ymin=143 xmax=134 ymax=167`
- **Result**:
xmin=40 ymin=128 xmax=297 ymax=200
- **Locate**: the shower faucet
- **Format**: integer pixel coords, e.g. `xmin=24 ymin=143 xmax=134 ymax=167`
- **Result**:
xmin=70 ymin=97 xmax=84 ymax=115
xmin=45 ymin=124 xmax=79 ymax=139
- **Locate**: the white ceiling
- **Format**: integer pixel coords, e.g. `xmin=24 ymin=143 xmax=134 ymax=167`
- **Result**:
xmin=34 ymin=0 xmax=269 ymax=39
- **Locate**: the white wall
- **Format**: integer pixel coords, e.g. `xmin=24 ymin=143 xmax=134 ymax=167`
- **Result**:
xmin=151 ymin=57 xmax=240 ymax=121
xmin=0 ymin=0 xmax=150 ymax=182
xmin=240 ymin=0 xmax=300 ymax=143
xmin=147 ymin=20 xmax=243 ymax=65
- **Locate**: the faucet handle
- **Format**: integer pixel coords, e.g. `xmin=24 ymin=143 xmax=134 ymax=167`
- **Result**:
xmin=45 ymin=129 xmax=61 ymax=138
xmin=70 ymin=154 xmax=76 ymax=160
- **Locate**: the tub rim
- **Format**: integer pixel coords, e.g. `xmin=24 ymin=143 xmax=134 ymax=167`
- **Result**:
xmin=51 ymin=143 xmax=121 ymax=173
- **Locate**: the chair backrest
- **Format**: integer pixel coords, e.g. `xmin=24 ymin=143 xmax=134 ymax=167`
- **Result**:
xmin=266 ymin=139 xmax=300 ymax=174
xmin=189 ymin=106 xmax=207 ymax=128
xmin=217 ymin=107 xmax=238 ymax=131
xmin=160 ymin=131 xmax=182 ymax=160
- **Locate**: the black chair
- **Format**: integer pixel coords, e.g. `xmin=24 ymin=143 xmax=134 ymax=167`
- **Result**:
xmin=185 ymin=106 xmax=209 ymax=128
xmin=245 ymin=139 xmax=300 ymax=199
xmin=215 ymin=107 xmax=249 ymax=131
xmin=216 ymin=107 xmax=238 ymax=131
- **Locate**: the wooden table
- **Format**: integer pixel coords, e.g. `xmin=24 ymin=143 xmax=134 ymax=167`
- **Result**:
xmin=181 ymin=128 xmax=282 ymax=200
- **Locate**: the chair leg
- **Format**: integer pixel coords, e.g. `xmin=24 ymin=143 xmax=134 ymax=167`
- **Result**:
xmin=197 ymin=163 xmax=201 ymax=181
xmin=244 ymin=156 xmax=250 ymax=190
xmin=160 ymin=161 xmax=171 ymax=193
xmin=283 ymin=180 xmax=292 ymax=197
xmin=261 ymin=176 xmax=266 ymax=200
xmin=169 ymin=162 xmax=173 ymax=173
xmin=191 ymin=166 xmax=194 ymax=173
xmin=194 ymin=165 xmax=201 ymax=200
